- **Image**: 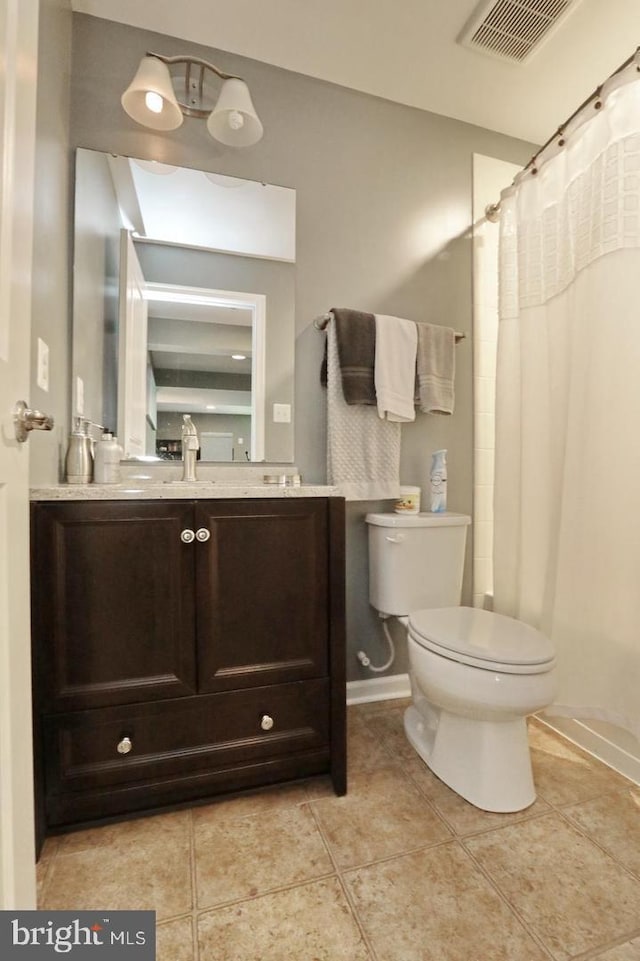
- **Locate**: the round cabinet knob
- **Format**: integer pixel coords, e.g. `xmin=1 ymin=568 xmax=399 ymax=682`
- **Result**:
xmin=195 ymin=528 xmax=211 ymax=542
xmin=116 ymin=736 xmax=133 ymax=755
xmin=180 ymin=528 xmax=195 ymax=544
xmin=260 ymin=714 xmax=274 ymax=732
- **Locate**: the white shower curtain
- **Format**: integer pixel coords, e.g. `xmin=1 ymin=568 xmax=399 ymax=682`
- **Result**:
xmin=494 ymin=57 xmax=640 ymax=739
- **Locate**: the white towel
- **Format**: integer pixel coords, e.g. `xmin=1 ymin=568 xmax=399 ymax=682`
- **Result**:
xmin=416 ymin=322 xmax=456 ymax=414
xmin=374 ymin=314 xmax=418 ymax=422
xmin=326 ymin=320 xmax=401 ymax=501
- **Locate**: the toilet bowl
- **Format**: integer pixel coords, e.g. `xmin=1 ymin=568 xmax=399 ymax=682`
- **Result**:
xmin=365 ymin=512 xmax=556 ymax=814
xmin=405 ymin=606 xmax=556 ymax=812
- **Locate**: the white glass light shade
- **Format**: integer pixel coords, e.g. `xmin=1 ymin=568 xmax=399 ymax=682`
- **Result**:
xmin=207 ymin=78 xmax=263 ymax=146
xmin=121 ymin=56 xmax=184 ymax=132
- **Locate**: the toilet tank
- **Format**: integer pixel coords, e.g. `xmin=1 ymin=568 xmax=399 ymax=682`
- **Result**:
xmin=365 ymin=512 xmax=471 ymax=616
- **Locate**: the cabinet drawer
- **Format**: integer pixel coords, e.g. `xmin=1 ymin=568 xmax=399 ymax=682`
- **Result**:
xmin=44 ymin=679 xmax=330 ymax=801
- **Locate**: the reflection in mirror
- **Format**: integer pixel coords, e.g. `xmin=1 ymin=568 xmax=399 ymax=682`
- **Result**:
xmin=72 ymin=149 xmax=296 ymax=463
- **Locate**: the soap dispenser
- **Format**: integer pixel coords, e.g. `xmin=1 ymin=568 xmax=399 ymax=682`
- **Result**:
xmin=64 ymin=417 xmax=93 ymax=484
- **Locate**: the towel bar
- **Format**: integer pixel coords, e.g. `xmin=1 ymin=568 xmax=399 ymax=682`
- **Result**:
xmin=313 ymin=312 xmax=465 ymax=341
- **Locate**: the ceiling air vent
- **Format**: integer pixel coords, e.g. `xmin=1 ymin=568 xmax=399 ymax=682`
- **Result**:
xmin=458 ymin=0 xmax=583 ymax=64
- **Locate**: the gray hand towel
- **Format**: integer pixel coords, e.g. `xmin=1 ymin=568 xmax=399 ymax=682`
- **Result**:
xmin=415 ymin=322 xmax=456 ymax=414
xmin=321 ymin=308 xmax=376 ymax=405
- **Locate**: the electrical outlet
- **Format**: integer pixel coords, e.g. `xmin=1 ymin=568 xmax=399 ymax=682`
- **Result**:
xmin=273 ymin=403 xmax=291 ymax=423
xmin=36 ymin=338 xmax=49 ymax=391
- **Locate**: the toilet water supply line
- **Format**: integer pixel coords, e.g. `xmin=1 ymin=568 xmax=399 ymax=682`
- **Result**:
xmin=357 ymin=613 xmax=395 ymax=673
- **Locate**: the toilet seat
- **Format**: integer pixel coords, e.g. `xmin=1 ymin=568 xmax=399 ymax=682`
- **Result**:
xmin=408 ymin=606 xmax=555 ymax=675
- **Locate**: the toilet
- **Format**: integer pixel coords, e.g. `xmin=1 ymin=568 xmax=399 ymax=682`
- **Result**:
xmin=365 ymin=511 xmax=556 ymax=813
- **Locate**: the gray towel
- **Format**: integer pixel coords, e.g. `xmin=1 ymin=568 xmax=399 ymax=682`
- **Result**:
xmin=415 ymin=323 xmax=456 ymax=414
xmin=327 ymin=308 xmax=376 ymax=405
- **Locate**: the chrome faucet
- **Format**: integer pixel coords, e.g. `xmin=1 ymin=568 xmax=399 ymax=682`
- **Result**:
xmin=181 ymin=414 xmax=199 ymax=482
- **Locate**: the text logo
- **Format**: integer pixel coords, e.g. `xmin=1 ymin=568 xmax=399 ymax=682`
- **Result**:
xmin=1 ymin=911 xmax=155 ymax=959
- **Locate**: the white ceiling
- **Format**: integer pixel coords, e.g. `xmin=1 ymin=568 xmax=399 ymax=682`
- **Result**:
xmin=71 ymin=0 xmax=640 ymax=144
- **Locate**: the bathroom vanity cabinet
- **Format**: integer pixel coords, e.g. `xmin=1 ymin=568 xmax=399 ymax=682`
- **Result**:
xmin=30 ymin=497 xmax=346 ymax=840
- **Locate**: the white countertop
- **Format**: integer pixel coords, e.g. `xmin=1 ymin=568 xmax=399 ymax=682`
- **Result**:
xmin=30 ymin=482 xmax=340 ymax=501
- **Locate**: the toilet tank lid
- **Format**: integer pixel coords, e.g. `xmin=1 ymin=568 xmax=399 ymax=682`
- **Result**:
xmin=365 ymin=512 xmax=471 ymax=528
xmin=409 ymin=607 xmax=555 ymax=667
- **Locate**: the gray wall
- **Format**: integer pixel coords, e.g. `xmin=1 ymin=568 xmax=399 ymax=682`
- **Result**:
xmin=30 ymin=0 xmax=72 ymax=485
xmin=68 ymin=13 xmax=534 ymax=681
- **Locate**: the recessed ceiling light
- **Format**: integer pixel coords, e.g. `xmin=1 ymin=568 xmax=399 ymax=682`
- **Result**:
xmin=205 ymin=404 xmax=217 ymax=410
xmin=231 ymin=354 xmax=247 ymax=361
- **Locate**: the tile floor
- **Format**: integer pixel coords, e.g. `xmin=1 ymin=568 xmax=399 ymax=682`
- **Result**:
xmin=37 ymin=699 xmax=640 ymax=961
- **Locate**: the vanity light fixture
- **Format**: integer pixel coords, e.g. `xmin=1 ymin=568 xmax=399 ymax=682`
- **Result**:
xmin=121 ymin=52 xmax=263 ymax=147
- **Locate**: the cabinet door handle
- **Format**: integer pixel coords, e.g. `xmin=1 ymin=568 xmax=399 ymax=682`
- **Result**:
xmin=195 ymin=528 xmax=211 ymax=542
xmin=260 ymin=714 xmax=274 ymax=731
xmin=116 ymin=736 xmax=133 ymax=755
xmin=180 ymin=529 xmax=195 ymax=544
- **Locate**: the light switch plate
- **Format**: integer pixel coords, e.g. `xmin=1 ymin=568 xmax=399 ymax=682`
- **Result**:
xmin=273 ymin=403 xmax=291 ymax=423
xmin=36 ymin=338 xmax=49 ymax=391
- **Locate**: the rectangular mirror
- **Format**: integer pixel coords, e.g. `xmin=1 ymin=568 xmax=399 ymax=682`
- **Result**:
xmin=72 ymin=148 xmax=296 ymax=463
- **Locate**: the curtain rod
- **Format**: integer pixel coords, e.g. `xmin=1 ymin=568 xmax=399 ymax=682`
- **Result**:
xmin=313 ymin=312 xmax=465 ymax=341
xmin=486 ymin=44 xmax=640 ymax=222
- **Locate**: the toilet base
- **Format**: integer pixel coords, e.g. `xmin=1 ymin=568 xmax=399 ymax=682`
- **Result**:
xmin=404 ymin=703 xmax=536 ymax=813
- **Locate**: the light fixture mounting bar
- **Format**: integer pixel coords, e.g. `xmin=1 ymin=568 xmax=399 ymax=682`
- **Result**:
xmin=147 ymin=51 xmax=243 ymax=119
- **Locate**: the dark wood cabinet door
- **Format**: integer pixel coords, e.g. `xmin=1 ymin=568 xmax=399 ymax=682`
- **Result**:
xmin=195 ymin=499 xmax=329 ymax=692
xmin=31 ymin=501 xmax=197 ymax=711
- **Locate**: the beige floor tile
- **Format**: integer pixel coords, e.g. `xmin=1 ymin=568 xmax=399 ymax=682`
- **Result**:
xmin=367 ymin=706 xmax=418 ymax=762
xmin=40 ymin=837 xmax=193 ymax=920
xmin=433 ymin=789 xmax=551 ymax=836
xmin=303 ymin=774 xmax=336 ymax=800
xmin=562 ymin=786 xmax=640 ymax=877
xmin=466 ymin=813 xmax=640 ymax=960
xmin=36 ymin=858 xmax=51 ymax=905
xmin=592 ymin=937 xmax=640 ymax=960
xmin=40 ymin=810 xmax=191 ymax=919
xmin=529 ymin=725 xmax=630 ymax=806
xmin=194 ymin=804 xmax=333 ymax=909
xmin=344 ymin=841 xmax=548 ymax=961
xmin=39 ymin=836 xmax=61 ymax=860
xmin=402 ymin=752 xmax=460 ymax=802
xmin=347 ymin=710 xmax=404 ymax=774
xmin=156 ymin=916 xmax=194 ymax=961
xmin=311 ymin=767 xmax=451 ymax=869
xmin=54 ymin=810 xmax=190 ymax=856
xmin=191 ymin=781 xmax=309 ymax=826
xmin=197 ymin=877 xmax=372 ymax=961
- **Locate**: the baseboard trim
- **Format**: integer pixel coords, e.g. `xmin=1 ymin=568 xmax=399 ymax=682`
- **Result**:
xmin=346 ymin=673 xmax=411 ymax=706
xmin=537 ymin=715 xmax=640 ymax=786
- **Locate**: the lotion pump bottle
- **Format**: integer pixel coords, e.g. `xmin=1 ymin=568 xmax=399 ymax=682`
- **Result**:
xmin=430 ymin=449 xmax=447 ymax=513
xmin=93 ymin=430 xmax=123 ymax=484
